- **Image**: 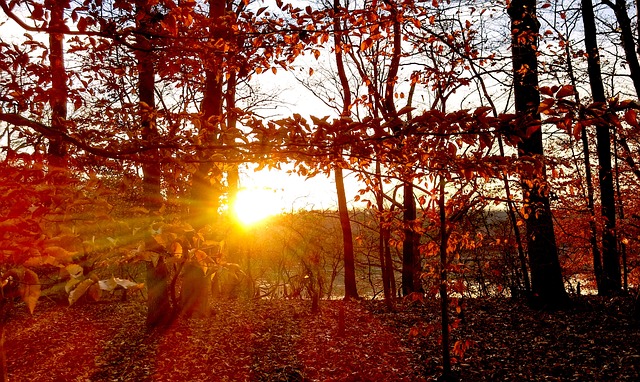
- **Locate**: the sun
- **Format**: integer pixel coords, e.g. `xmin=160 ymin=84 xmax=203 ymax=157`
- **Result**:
xmin=232 ymin=187 xmax=283 ymax=226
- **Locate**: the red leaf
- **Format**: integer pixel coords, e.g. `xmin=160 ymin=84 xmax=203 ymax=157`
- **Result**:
xmin=572 ymin=121 xmax=583 ymax=140
xmin=77 ymin=17 xmax=88 ymax=33
xmin=555 ymin=84 xmax=575 ymax=99
xmin=31 ymin=4 xmax=44 ymax=21
xmin=538 ymin=98 xmax=555 ymax=114
xmin=526 ymin=123 xmax=541 ymax=137
xmin=624 ymin=109 xmax=639 ymax=128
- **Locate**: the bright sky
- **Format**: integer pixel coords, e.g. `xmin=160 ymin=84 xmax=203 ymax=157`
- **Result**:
xmin=238 ymin=165 xmax=362 ymax=211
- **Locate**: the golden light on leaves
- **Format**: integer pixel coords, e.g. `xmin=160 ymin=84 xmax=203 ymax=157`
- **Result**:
xmin=233 ymin=187 xmax=284 ymax=226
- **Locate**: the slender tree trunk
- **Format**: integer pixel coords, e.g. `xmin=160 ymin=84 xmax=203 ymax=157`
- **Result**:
xmin=376 ymin=161 xmax=393 ymax=305
xmin=335 ymin=167 xmax=359 ymax=299
xmin=613 ymin=133 xmax=629 ymax=291
xmin=581 ymin=125 xmax=605 ymax=291
xmin=472 ymin=60 xmax=530 ymax=295
xmin=508 ymin=0 xmax=568 ymax=307
xmin=333 ymin=0 xmax=359 ymax=300
xmin=380 ymin=2 xmax=421 ymax=296
xmin=582 ymin=0 xmax=621 ymax=295
xmin=135 ymin=0 xmax=169 ymax=328
xmin=46 ymin=0 xmax=67 ymax=166
xmin=498 ymin=136 xmax=531 ymax=294
xmin=562 ymin=15 xmax=605 ymax=293
xmin=438 ymin=179 xmax=453 ymax=381
xmin=605 ymin=0 xmax=640 ymax=97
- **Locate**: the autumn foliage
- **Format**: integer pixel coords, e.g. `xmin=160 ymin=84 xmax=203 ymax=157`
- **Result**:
xmin=1 ymin=0 xmax=640 ymax=380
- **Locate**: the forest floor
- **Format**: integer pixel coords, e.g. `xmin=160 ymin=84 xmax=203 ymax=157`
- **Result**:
xmin=3 ymin=294 xmax=640 ymax=382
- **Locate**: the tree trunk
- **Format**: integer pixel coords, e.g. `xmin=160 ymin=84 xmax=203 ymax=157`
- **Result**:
xmin=582 ymin=0 xmax=621 ymax=295
xmin=581 ymin=124 xmax=605 ymax=292
xmin=498 ymin=136 xmax=531 ymax=295
xmin=376 ymin=161 xmax=393 ymax=305
xmin=333 ymin=0 xmax=359 ymax=300
xmin=145 ymin=259 xmax=173 ymax=327
xmin=508 ymin=0 xmax=568 ymax=307
xmin=190 ymin=0 xmax=225 ymax=229
xmin=605 ymin=0 xmax=640 ymax=97
xmin=135 ymin=0 xmax=169 ymax=327
xmin=335 ymin=167 xmax=359 ymax=299
xmin=402 ymin=183 xmax=421 ymax=295
xmin=180 ymin=263 xmax=209 ymax=318
xmin=613 ymin=136 xmax=629 ymax=291
xmin=46 ymin=0 xmax=67 ymax=165
xmin=438 ymin=179 xmax=453 ymax=381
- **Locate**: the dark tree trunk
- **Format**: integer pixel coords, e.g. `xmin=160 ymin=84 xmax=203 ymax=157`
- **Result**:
xmin=581 ymin=124 xmax=605 ymax=292
xmin=134 ymin=0 xmax=162 ymax=212
xmin=582 ymin=0 xmax=622 ymax=295
xmin=180 ymin=263 xmax=209 ymax=318
xmin=401 ymin=183 xmax=421 ymax=295
xmin=336 ymin=167 xmax=359 ymax=299
xmin=438 ymin=180 xmax=453 ymax=381
xmin=333 ymin=0 xmax=359 ymax=300
xmin=508 ymin=0 xmax=568 ymax=307
xmin=605 ymin=0 xmax=640 ymax=97
xmin=379 ymin=2 xmax=421 ymax=297
xmin=613 ymin=137 xmax=629 ymax=291
xmin=145 ymin=259 xmax=173 ymax=327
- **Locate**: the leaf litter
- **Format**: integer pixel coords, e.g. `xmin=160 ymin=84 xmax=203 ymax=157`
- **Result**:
xmin=3 ymin=296 xmax=639 ymax=381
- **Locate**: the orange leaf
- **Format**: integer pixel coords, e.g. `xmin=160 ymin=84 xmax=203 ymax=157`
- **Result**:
xmin=538 ymin=98 xmax=555 ymax=114
xmin=526 ymin=123 xmax=541 ymax=137
xmin=360 ymin=38 xmax=373 ymax=51
xmin=21 ymin=269 xmax=40 ymax=314
xmin=572 ymin=121 xmax=583 ymax=140
xmin=555 ymin=84 xmax=575 ymax=99
xmin=624 ymin=109 xmax=639 ymax=128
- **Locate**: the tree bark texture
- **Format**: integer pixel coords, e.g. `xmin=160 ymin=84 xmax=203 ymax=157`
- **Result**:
xmin=46 ymin=0 xmax=67 ymax=164
xmin=402 ymin=183 xmax=421 ymax=295
xmin=135 ymin=0 xmax=162 ymax=212
xmin=508 ymin=0 xmax=568 ymax=307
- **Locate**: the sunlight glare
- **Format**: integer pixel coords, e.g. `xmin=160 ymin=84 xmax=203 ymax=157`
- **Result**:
xmin=233 ymin=187 xmax=283 ymax=225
